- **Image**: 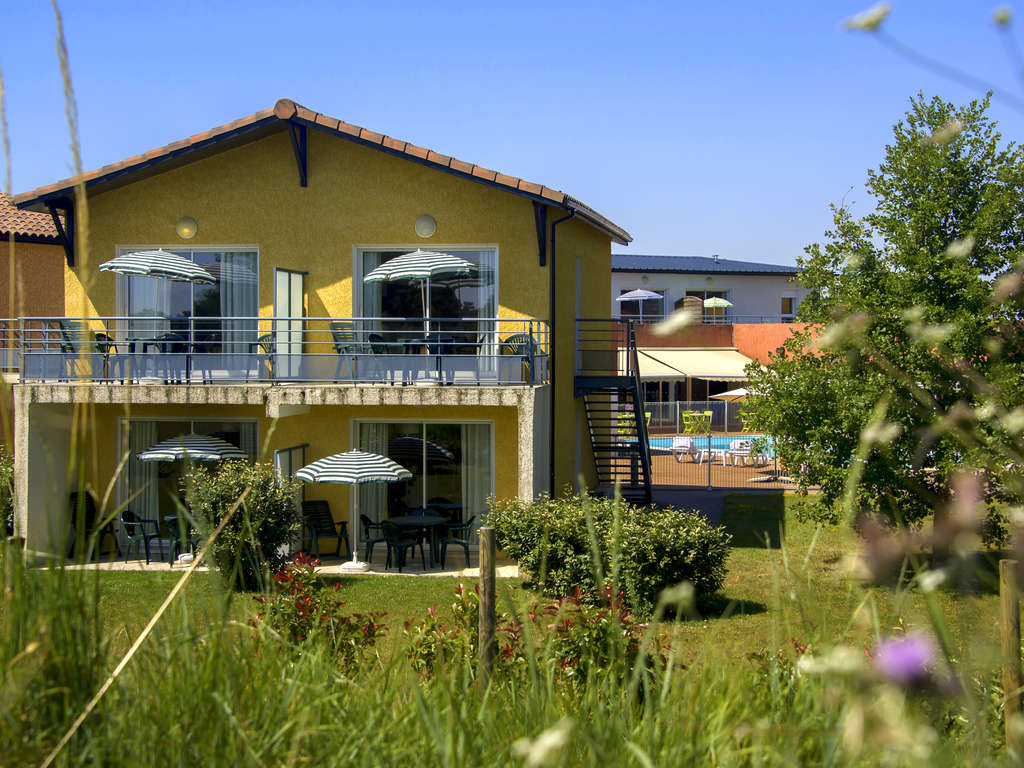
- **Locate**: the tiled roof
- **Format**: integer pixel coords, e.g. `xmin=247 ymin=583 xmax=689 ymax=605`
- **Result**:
xmin=13 ymin=99 xmax=631 ymax=245
xmin=0 ymin=194 xmax=60 ymax=241
xmin=612 ymin=253 xmax=798 ymax=276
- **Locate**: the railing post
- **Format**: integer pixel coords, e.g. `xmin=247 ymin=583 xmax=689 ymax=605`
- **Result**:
xmin=477 ymin=526 xmax=496 ymax=685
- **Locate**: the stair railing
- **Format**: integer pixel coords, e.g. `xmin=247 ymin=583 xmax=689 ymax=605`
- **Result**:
xmin=626 ymin=319 xmax=652 ymax=502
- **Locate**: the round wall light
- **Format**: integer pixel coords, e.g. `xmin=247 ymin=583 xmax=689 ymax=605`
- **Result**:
xmin=175 ymin=216 xmax=198 ymax=239
xmin=414 ymin=214 xmax=437 ymax=238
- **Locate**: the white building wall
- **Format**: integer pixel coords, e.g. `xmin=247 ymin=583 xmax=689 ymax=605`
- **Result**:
xmin=611 ymin=272 xmax=809 ymax=321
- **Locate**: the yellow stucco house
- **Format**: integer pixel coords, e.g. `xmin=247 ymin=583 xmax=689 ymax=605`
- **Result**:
xmin=10 ymin=98 xmax=632 ymax=558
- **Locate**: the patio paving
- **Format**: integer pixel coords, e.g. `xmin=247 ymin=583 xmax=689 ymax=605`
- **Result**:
xmin=56 ymin=546 xmax=518 ymax=578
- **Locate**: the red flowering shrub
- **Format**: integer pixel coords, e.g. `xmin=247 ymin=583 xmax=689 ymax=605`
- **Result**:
xmin=253 ymin=553 xmax=385 ymax=671
xmin=404 ymin=584 xmax=664 ymax=683
xmin=403 ymin=583 xmax=478 ymax=674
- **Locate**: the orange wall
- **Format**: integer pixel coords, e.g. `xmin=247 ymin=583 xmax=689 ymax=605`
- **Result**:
xmin=733 ymin=323 xmax=810 ymax=363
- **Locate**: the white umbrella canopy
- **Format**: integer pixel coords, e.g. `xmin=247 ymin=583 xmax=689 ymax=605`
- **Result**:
xmin=99 ymin=250 xmax=216 ymax=284
xmin=710 ymin=387 xmax=748 ymax=402
xmin=137 ymin=433 xmax=247 ymax=462
xmin=616 ymin=289 xmax=663 ymax=322
xmin=616 ymin=289 xmax=663 ymax=302
xmin=363 ymin=250 xmax=478 ymax=335
xmin=295 ymin=450 xmax=412 ymax=571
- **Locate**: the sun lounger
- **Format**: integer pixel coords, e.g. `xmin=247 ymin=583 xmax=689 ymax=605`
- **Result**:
xmin=671 ymin=436 xmax=699 ymax=463
xmin=726 ymin=439 xmax=770 ymax=466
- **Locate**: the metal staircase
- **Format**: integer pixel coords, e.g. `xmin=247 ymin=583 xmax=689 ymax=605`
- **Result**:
xmin=575 ymin=319 xmax=652 ymax=504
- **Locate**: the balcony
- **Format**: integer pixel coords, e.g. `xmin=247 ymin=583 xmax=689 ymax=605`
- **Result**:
xmin=12 ymin=317 xmax=549 ymax=387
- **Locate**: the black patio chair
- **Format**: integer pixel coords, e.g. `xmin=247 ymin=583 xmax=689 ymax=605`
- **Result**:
xmin=120 ymin=508 xmax=160 ymax=564
xmin=382 ymin=520 xmax=426 ymax=573
xmin=360 ymin=514 xmax=387 ymax=563
xmin=301 ymin=500 xmax=350 ymax=558
xmin=440 ymin=515 xmax=475 ymax=569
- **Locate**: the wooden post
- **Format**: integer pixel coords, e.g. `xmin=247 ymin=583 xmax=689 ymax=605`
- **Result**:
xmin=477 ymin=526 xmax=496 ymax=684
xmin=1001 ymin=559 xmax=1022 ymax=754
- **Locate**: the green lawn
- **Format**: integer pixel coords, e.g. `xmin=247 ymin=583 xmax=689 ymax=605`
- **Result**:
xmin=92 ymin=493 xmax=1004 ymax=667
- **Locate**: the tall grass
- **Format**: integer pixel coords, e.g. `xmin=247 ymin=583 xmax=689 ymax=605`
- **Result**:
xmin=0 ymin=518 xmax=1009 ymax=767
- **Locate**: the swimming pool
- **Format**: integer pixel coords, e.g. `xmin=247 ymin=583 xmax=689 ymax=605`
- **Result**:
xmin=649 ymin=435 xmax=774 ymax=453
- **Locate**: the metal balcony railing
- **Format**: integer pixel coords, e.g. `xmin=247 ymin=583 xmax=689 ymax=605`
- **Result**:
xmin=16 ymin=316 xmax=549 ymax=386
xmin=576 ymin=318 xmax=636 ymax=378
xmin=617 ymin=313 xmax=798 ymax=325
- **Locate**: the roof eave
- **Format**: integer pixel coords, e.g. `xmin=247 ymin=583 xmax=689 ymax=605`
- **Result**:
xmin=13 ymin=115 xmax=281 ymax=211
xmin=612 ymin=267 xmax=796 ymax=276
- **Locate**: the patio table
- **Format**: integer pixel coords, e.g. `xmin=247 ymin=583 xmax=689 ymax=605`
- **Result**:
xmin=388 ymin=512 xmax=446 ymax=568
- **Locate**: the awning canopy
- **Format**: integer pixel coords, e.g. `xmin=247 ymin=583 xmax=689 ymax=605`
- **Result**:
xmin=632 ymin=347 xmax=754 ymax=381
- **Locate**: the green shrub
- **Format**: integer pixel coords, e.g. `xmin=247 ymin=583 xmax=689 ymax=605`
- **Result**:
xmin=487 ymin=491 xmax=730 ymax=615
xmin=184 ymin=460 xmax=302 ymax=591
xmin=0 ymin=446 xmax=13 ymax=535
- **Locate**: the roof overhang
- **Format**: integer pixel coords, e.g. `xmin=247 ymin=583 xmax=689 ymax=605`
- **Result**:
xmin=14 ymin=99 xmax=631 ymax=245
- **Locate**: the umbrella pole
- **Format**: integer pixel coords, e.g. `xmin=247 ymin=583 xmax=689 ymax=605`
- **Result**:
xmin=423 ymin=276 xmax=430 ymax=337
xmin=339 ymin=483 xmax=370 ymax=572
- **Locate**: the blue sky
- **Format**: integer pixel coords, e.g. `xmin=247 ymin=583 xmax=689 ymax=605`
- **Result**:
xmin=3 ymin=1 xmax=1023 ymax=265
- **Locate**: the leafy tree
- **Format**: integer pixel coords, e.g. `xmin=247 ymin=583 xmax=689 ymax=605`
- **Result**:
xmin=747 ymin=93 xmax=1024 ymax=529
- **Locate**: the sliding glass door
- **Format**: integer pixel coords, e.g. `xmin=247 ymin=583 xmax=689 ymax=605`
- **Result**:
xmin=116 ymin=248 xmax=258 ymax=354
xmin=358 ymin=248 xmax=497 ymax=355
xmin=357 ymin=421 xmax=491 ymax=536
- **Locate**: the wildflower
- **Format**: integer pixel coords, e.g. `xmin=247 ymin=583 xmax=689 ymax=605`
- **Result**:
xmin=843 ymin=2 xmax=891 ymax=31
xmin=873 ymin=634 xmax=935 ymax=685
xmin=512 ymin=718 xmax=574 ymax=768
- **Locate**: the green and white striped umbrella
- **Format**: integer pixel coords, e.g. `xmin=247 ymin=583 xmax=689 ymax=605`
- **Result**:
xmin=296 ymin=450 xmax=412 ymax=569
xmin=363 ymin=250 xmax=477 ymax=335
xmin=296 ymin=450 xmax=412 ymax=485
xmin=99 ymin=250 xmax=216 ymax=284
xmin=363 ymin=250 xmax=476 ymax=283
xmin=137 ymin=433 xmax=247 ymax=462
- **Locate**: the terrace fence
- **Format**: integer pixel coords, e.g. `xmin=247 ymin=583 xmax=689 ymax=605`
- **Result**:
xmin=14 ymin=316 xmax=549 ymax=386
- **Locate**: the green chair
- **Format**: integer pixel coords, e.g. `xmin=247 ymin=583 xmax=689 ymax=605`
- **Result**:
xmin=251 ymin=332 xmax=275 ymax=380
xmin=120 ymin=509 xmax=160 ymax=564
xmin=499 ymin=333 xmax=537 ymax=382
xmin=301 ymin=500 xmax=350 ymax=558
xmin=166 ymin=513 xmax=199 ymax=567
xmin=440 ymin=515 xmax=475 ymax=569
xmin=330 ymin=321 xmax=359 ymax=380
xmin=360 ymin=514 xmax=388 ymax=563
xmin=740 ymin=412 xmax=758 ymax=433
xmin=57 ymin=319 xmax=111 ymax=381
xmin=381 ymin=520 xmax=426 ymax=572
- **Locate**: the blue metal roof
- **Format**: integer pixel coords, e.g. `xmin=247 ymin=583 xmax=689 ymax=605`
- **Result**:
xmin=612 ymin=253 xmax=798 ymax=276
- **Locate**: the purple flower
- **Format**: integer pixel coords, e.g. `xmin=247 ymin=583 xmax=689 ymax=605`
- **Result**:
xmin=873 ymin=634 xmax=935 ymax=685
